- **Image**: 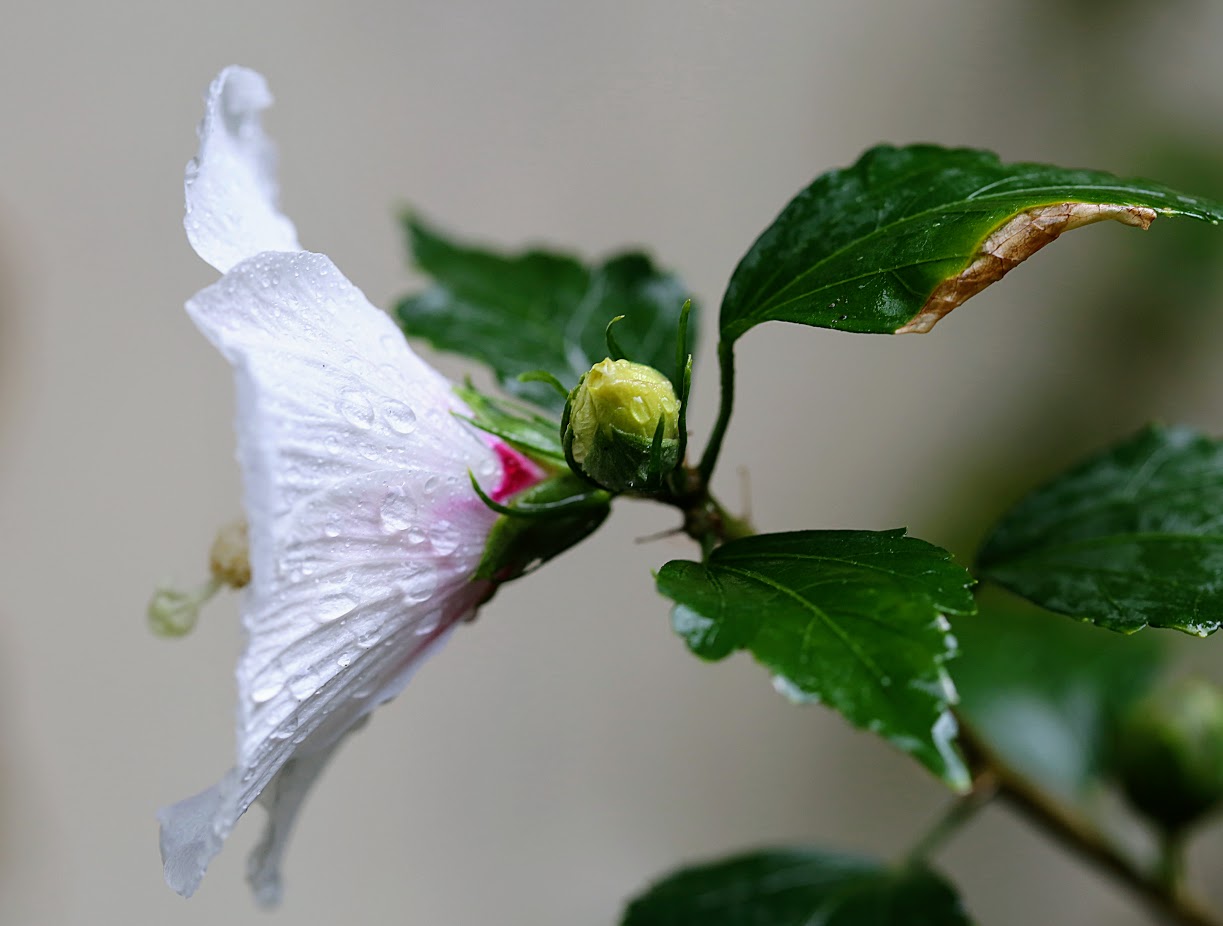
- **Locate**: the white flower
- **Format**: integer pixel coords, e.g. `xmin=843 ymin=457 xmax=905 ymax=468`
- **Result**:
xmin=159 ymin=66 xmax=544 ymax=904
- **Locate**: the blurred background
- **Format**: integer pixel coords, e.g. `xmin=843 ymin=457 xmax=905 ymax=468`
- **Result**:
xmin=2 ymin=1 xmax=1223 ymax=923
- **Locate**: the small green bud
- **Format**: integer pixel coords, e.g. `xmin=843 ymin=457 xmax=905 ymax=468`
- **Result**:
xmin=1114 ymin=676 xmax=1223 ymax=833
xmin=563 ymin=358 xmax=681 ymax=493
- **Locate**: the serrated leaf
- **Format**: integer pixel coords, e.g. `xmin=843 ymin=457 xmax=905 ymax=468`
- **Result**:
xmin=720 ymin=144 xmax=1223 ymax=341
xmin=952 ymin=590 xmax=1165 ymax=798
xmin=622 ymin=848 xmax=974 ymax=926
xmin=396 ymin=215 xmax=696 ymax=410
xmin=656 ymin=530 xmax=976 ymax=788
xmin=978 ymin=425 xmax=1223 ymax=636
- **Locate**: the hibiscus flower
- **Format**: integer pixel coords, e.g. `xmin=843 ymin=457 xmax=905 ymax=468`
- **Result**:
xmin=158 ymin=66 xmax=546 ymax=904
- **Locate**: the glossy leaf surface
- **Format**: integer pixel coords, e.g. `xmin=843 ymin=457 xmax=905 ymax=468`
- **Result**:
xmin=622 ymin=848 xmax=973 ymax=926
xmin=953 ymin=591 xmax=1165 ymax=797
xmin=397 ymin=215 xmax=695 ymax=410
xmin=979 ymin=425 xmax=1223 ymax=636
xmin=720 ymin=144 xmax=1223 ymax=340
xmin=656 ymin=530 xmax=975 ymax=788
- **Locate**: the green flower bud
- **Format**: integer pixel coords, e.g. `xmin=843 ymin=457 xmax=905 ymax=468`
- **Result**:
xmin=562 ymin=358 xmax=681 ymax=493
xmin=1114 ymin=676 xmax=1223 ymax=833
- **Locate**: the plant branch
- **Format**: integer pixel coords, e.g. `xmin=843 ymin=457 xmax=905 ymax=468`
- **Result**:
xmin=905 ymin=770 xmax=998 ymax=865
xmin=697 ymin=339 xmax=736 ymax=484
xmin=961 ymin=725 xmax=1221 ymax=926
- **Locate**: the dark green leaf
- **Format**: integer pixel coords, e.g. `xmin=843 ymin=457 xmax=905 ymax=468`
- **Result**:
xmin=656 ymin=530 xmax=976 ymax=788
xmin=953 ymin=590 xmax=1165 ymax=797
xmin=720 ymin=144 xmax=1223 ymax=341
xmin=453 ymin=382 xmax=565 ymax=464
xmin=397 ymin=215 xmax=696 ymax=410
xmin=622 ymin=848 xmax=973 ymax=926
xmin=978 ymin=425 xmax=1223 ymax=635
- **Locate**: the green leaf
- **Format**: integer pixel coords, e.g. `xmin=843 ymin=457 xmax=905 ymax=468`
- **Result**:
xmin=978 ymin=425 xmax=1223 ymax=636
xmin=621 ymin=848 xmax=974 ymax=926
xmin=720 ymin=144 xmax=1223 ymax=341
xmin=453 ymin=382 xmax=565 ymax=464
xmin=655 ymin=530 xmax=976 ymax=788
xmin=952 ymin=590 xmax=1166 ymax=798
xmin=396 ymin=215 xmax=696 ymax=411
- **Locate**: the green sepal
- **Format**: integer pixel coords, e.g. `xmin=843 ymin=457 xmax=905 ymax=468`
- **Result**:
xmin=454 ymin=382 xmax=566 ymax=466
xmin=474 ymin=472 xmax=611 ymax=582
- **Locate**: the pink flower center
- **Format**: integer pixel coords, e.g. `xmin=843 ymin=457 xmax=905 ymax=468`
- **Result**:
xmin=491 ymin=442 xmax=545 ymax=503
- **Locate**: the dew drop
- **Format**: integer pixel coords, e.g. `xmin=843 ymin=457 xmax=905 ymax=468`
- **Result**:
xmin=400 ymin=571 xmax=438 ymax=605
xmin=379 ymin=487 xmax=416 ymax=533
xmin=337 ymin=652 xmax=354 ymax=668
xmin=339 ymin=389 xmax=376 ymax=430
xmin=288 ymin=669 xmax=323 ymax=700
xmin=314 ymin=592 xmax=358 ymax=623
xmin=250 ymin=680 xmax=283 ymax=704
xmin=430 ymin=520 xmax=460 ymax=555
xmin=413 ymin=615 xmax=441 ymax=636
xmin=384 ymin=400 xmax=418 ymax=434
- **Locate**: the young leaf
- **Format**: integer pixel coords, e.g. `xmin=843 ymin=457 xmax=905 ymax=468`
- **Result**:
xmin=396 ymin=215 xmax=696 ymax=410
xmin=978 ymin=425 xmax=1223 ymax=636
xmin=952 ymin=591 xmax=1165 ymax=798
xmin=720 ymin=144 xmax=1223 ymax=341
xmin=655 ymin=530 xmax=976 ymax=789
xmin=622 ymin=848 xmax=974 ymax=926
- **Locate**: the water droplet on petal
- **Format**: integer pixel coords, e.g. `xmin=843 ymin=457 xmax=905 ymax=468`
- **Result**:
xmin=251 ymin=680 xmax=283 ymax=704
xmin=400 ymin=571 xmax=438 ymax=605
xmin=339 ymin=389 xmax=376 ymax=430
xmin=314 ymin=592 xmax=358 ymax=623
xmin=380 ymin=487 xmax=416 ymax=532
xmin=384 ymin=400 xmax=417 ymax=434
xmin=288 ymin=668 xmax=324 ymax=700
xmin=430 ymin=520 xmax=460 ymax=555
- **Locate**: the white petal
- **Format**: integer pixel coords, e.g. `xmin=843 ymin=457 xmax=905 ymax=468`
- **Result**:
xmin=185 ymin=67 xmax=301 ymax=272
xmin=161 ymin=251 xmax=511 ymax=898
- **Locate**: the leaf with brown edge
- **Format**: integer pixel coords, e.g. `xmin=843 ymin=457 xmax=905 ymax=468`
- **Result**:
xmin=719 ymin=144 xmax=1223 ymax=341
xmin=898 ymin=202 xmax=1155 ymax=333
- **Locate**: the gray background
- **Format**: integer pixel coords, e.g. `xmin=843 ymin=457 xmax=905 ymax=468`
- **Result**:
xmin=2 ymin=1 xmax=1223 ymax=924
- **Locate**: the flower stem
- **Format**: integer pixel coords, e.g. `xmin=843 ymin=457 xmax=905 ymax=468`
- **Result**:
xmin=960 ymin=724 xmax=1221 ymax=926
xmin=697 ymin=340 xmax=736 ymax=485
xmin=905 ymin=770 xmax=998 ymax=866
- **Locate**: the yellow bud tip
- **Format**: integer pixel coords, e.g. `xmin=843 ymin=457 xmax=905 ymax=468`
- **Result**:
xmin=569 ymin=358 xmax=680 ymax=465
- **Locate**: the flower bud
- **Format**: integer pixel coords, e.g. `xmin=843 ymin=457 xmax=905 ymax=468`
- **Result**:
xmin=1114 ymin=676 xmax=1223 ymax=832
xmin=563 ymin=358 xmax=681 ymax=493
